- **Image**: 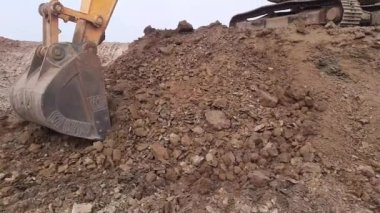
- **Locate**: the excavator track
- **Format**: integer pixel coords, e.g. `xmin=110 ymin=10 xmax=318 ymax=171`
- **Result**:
xmin=340 ymin=0 xmax=363 ymax=26
xmin=230 ymin=0 xmax=378 ymax=27
xmin=230 ymin=0 xmax=339 ymax=27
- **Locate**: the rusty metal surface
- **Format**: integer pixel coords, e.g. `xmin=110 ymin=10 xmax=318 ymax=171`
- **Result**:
xmin=10 ymin=43 xmax=111 ymax=140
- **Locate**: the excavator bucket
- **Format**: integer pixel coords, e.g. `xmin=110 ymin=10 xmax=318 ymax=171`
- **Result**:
xmin=10 ymin=42 xmax=111 ymax=140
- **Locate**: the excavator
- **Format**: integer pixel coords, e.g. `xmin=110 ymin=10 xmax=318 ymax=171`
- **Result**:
xmin=230 ymin=0 xmax=380 ymax=27
xmin=10 ymin=0 xmax=117 ymax=140
xmin=9 ymin=0 xmax=380 ymax=140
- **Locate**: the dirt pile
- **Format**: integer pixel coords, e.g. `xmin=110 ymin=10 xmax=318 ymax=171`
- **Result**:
xmin=0 ymin=37 xmax=36 ymax=111
xmin=0 ymin=24 xmax=380 ymax=212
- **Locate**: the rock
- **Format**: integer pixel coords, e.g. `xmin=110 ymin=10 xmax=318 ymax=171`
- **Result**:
xmin=127 ymin=197 xmax=138 ymax=207
xmin=254 ymin=124 xmax=266 ymax=132
xmin=135 ymin=93 xmax=149 ymax=102
xmin=301 ymin=120 xmax=318 ymax=136
xmin=213 ymin=98 xmax=228 ymax=109
xmin=104 ymin=139 xmax=116 ymax=148
xmin=231 ymin=138 xmax=243 ymax=149
xmin=84 ymin=157 xmax=95 ymax=166
xmin=93 ymin=141 xmax=104 ymax=152
xmin=191 ymin=155 xmax=204 ymax=166
xmin=226 ymin=171 xmax=235 ymax=181
xmin=248 ymin=133 xmax=263 ymax=146
xmin=180 ymin=161 xmax=195 ymax=174
xmin=373 ymin=179 xmax=380 ymax=193
xmin=315 ymin=101 xmax=328 ymax=112
xmin=151 ymin=143 xmax=169 ymax=163
xmin=144 ymin=25 xmax=156 ymax=35
xmin=136 ymin=143 xmax=149 ymax=151
xmin=299 ymin=143 xmax=315 ymax=162
xmin=84 ymin=189 xmax=96 ymax=202
xmin=133 ymin=119 xmax=145 ymax=127
xmin=357 ymin=165 xmax=375 ymax=178
xmin=57 ymin=164 xmax=68 ymax=173
xmin=222 ymin=152 xmax=235 ymax=166
xmin=71 ymin=203 xmax=93 ymax=213
xmin=181 ymin=134 xmax=192 ymax=146
xmin=370 ymin=160 xmax=380 ymax=170
xmin=192 ymin=126 xmax=204 ymax=135
xmin=112 ymin=149 xmax=122 ymax=162
xmin=159 ymin=45 xmax=174 ymax=55
xmin=69 ymin=153 xmax=81 ymax=160
xmin=262 ymin=142 xmax=279 ymax=157
xmin=95 ymin=154 xmax=105 ymax=167
xmin=39 ymin=165 xmax=57 ymax=178
xmin=256 ymin=29 xmax=273 ymax=38
xmin=234 ymin=166 xmax=242 ymax=174
xmin=301 ymin=163 xmax=321 ymax=174
xmin=134 ymin=127 xmax=148 ymax=137
xmin=194 ymin=178 xmax=213 ymax=194
xmin=119 ymin=163 xmax=131 ymax=172
xmin=145 ymin=171 xmax=157 ymax=182
xmin=258 ymin=90 xmax=279 ymax=108
xmin=358 ymin=118 xmax=370 ymax=125
xmin=354 ymin=31 xmax=366 ymax=39
xmin=165 ymin=168 xmax=178 ymax=181
xmin=18 ymin=131 xmax=31 ymax=144
xmin=304 ymin=96 xmax=314 ymax=108
xmin=206 ymin=152 xmax=218 ymax=167
xmin=277 ymin=153 xmax=291 ymax=163
xmin=172 ymin=149 xmax=182 ymax=160
xmin=177 ymin=20 xmax=194 ymax=33
xmin=103 ymin=148 xmax=113 ymax=157
xmin=169 ymin=133 xmax=180 ymax=145
xmin=219 ymin=173 xmax=226 ymax=181
xmin=290 ymin=157 xmax=303 ymax=167
xmin=249 ymin=153 xmax=260 ymax=162
xmin=295 ymin=20 xmax=307 ymax=34
xmin=248 ymin=171 xmax=270 ymax=187
xmin=205 ymin=110 xmax=231 ymax=130
xmin=272 ymin=128 xmax=283 ymax=137
xmin=28 ymin=143 xmax=42 ymax=153
xmin=285 ymin=86 xmax=306 ymax=101
xmin=0 ymin=173 xmax=5 ymax=180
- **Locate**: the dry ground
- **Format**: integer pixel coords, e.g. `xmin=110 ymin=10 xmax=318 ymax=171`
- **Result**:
xmin=0 ymin=23 xmax=379 ymax=212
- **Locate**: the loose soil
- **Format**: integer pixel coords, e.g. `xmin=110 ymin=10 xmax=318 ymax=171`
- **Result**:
xmin=0 ymin=24 xmax=379 ymax=213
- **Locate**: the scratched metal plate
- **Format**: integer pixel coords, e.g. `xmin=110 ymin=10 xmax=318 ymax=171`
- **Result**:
xmin=10 ymin=43 xmax=111 ymax=140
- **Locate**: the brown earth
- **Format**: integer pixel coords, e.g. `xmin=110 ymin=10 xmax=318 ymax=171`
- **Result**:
xmin=0 ymin=23 xmax=379 ymax=213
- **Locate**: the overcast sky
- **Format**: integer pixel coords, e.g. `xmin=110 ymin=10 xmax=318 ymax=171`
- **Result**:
xmin=0 ymin=1 xmax=267 ymax=42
